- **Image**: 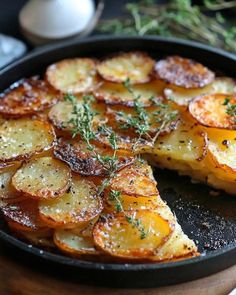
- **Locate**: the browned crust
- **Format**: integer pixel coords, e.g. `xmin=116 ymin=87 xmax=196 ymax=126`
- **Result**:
xmin=155 ymin=56 xmax=215 ymax=89
xmin=189 ymin=94 xmax=236 ymax=129
xmin=0 ymin=78 xmax=61 ymax=117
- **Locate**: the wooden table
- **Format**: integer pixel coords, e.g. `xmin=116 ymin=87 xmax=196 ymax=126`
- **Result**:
xmin=0 ymin=242 xmax=235 ymax=295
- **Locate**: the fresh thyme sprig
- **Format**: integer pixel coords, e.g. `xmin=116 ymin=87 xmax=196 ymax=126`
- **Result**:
xmin=64 ymin=94 xmax=148 ymax=239
xmin=223 ymin=97 xmax=236 ymax=123
xmin=98 ymin=0 xmax=236 ymax=54
xmin=120 ymin=78 xmax=178 ymax=148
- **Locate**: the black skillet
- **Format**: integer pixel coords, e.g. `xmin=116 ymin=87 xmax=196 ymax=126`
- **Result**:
xmin=0 ymin=36 xmax=235 ymax=288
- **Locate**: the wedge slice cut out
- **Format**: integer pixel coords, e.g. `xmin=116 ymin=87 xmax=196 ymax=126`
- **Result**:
xmin=97 ymin=52 xmax=155 ymax=84
xmin=0 ymin=78 xmax=60 ymax=117
xmin=155 ymin=56 xmax=215 ymax=89
xmin=39 ymin=175 xmax=103 ymax=228
xmin=93 ymin=210 xmax=173 ymax=259
xmin=46 ymin=58 xmax=99 ymax=93
xmin=0 ymin=119 xmax=55 ymax=162
xmin=189 ymin=94 xmax=236 ymax=129
xmin=12 ymin=157 xmax=71 ymax=199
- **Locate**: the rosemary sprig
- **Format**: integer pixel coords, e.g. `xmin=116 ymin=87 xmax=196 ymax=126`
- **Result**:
xmin=64 ymin=94 xmax=148 ymax=239
xmin=98 ymin=0 xmax=236 ymax=53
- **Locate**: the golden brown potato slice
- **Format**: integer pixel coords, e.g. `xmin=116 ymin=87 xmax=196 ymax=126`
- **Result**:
xmin=150 ymin=114 xmax=207 ymax=171
xmin=12 ymin=157 xmax=71 ymax=199
xmin=12 ymin=228 xmax=55 ymax=248
xmin=205 ymin=127 xmax=236 ymax=180
xmin=54 ymin=138 xmax=134 ymax=176
xmin=108 ymin=161 xmax=158 ymax=197
xmin=189 ymin=94 xmax=236 ymax=129
xmin=1 ymin=199 xmax=45 ymax=232
xmin=97 ymin=52 xmax=155 ymax=84
xmin=104 ymin=193 xmax=159 ymax=213
xmin=0 ymin=162 xmax=22 ymax=201
xmin=93 ymin=210 xmax=173 ymax=259
xmin=46 ymin=58 xmax=99 ymax=93
xmin=39 ymin=175 xmax=103 ymax=228
xmin=106 ymin=104 xmax=179 ymax=137
xmin=54 ymin=228 xmax=100 ymax=256
xmin=94 ymin=80 xmax=164 ymax=107
xmin=0 ymin=119 xmax=55 ymax=162
xmin=48 ymin=99 xmax=107 ymax=133
xmin=0 ymin=78 xmax=60 ymax=117
xmin=208 ymin=77 xmax=236 ymax=94
xmin=155 ymin=56 xmax=215 ymax=89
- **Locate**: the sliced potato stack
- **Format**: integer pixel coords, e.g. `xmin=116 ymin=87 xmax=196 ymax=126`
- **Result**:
xmin=97 ymin=51 xmax=155 ymax=84
xmin=0 ymin=78 xmax=60 ymax=117
xmin=0 ymin=118 xmax=55 ymax=162
xmin=46 ymin=58 xmax=99 ymax=94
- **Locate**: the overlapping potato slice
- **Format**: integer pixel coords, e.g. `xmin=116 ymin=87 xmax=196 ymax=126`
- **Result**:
xmin=0 ymin=119 xmax=55 ymax=162
xmin=155 ymin=56 xmax=215 ymax=89
xmin=106 ymin=103 xmax=179 ymax=137
xmin=205 ymin=127 xmax=236 ymax=180
xmin=54 ymin=138 xmax=134 ymax=176
xmin=107 ymin=161 xmax=158 ymax=197
xmin=97 ymin=52 xmax=155 ymax=84
xmin=208 ymin=77 xmax=236 ymax=94
xmin=189 ymin=94 xmax=236 ymax=129
xmin=48 ymin=99 xmax=107 ymax=133
xmin=54 ymin=228 xmax=100 ymax=256
xmin=0 ymin=78 xmax=60 ymax=117
xmin=1 ymin=199 xmax=45 ymax=232
xmin=93 ymin=210 xmax=173 ymax=259
xmin=0 ymin=162 xmax=22 ymax=202
xmin=12 ymin=157 xmax=71 ymax=199
xmin=39 ymin=175 xmax=102 ymax=228
xmin=150 ymin=114 xmax=207 ymax=171
xmin=46 ymin=58 xmax=99 ymax=93
xmin=94 ymin=81 xmax=164 ymax=107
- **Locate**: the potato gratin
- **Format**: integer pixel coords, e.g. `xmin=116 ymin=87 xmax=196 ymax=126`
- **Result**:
xmin=0 ymin=51 xmax=236 ymax=263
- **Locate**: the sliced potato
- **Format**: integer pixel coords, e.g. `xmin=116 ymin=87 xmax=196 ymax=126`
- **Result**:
xmin=155 ymin=56 xmax=215 ymax=89
xmin=39 ymin=175 xmax=103 ymax=228
xmin=48 ymin=99 xmax=107 ymax=133
xmin=93 ymin=210 xmax=173 ymax=259
xmin=150 ymin=114 xmax=207 ymax=170
xmin=104 ymin=193 xmax=159 ymax=213
xmin=0 ymin=119 xmax=55 ymax=162
xmin=12 ymin=228 xmax=55 ymax=248
xmin=46 ymin=58 xmax=99 ymax=93
xmin=94 ymin=81 xmax=164 ymax=107
xmin=54 ymin=228 xmax=100 ymax=256
xmin=189 ymin=94 xmax=236 ymax=129
xmin=54 ymin=138 xmax=134 ymax=176
xmin=108 ymin=161 xmax=158 ymax=197
xmin=0 ymin=162 xmax=22 ymax=201
xmin=205 ymin=127 xmax=236 ymax=180
xmin=0 ymin=78 xmax=60 ymax=117
xmin=1 ymin=199 xmax=45 ymax=232
xmin=97 ymin=52 xmax=155 ymax=84
xmin=208 ymin=77 xmax=236 ymax=94
xmin=12 ymin=157 xmax=71 ymax=199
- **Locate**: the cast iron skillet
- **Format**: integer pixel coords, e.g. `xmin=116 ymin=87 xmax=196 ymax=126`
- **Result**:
xmin=0 ymin=36 xmax=236 ymax=288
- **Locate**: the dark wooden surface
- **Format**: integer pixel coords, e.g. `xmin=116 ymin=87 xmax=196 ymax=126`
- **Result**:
xmin=0 ymin=242 xmax=235 ymax=295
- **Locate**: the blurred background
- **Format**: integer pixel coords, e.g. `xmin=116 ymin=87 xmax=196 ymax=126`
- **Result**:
xmin=0 ymin=0 xmax=236 ymax=68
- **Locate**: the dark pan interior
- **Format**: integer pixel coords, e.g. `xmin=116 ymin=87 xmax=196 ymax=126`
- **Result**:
xmin=0 ymin=36 xmax=235 ymax=288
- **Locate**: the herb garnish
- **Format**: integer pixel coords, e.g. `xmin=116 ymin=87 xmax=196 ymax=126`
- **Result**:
xmin=64 ymin=94 xmax=148 ymax=239
xmin=223 ymin=97 xmax=236 ymax=123
xmin=98 ymin=0 xmax=236 ymax=54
